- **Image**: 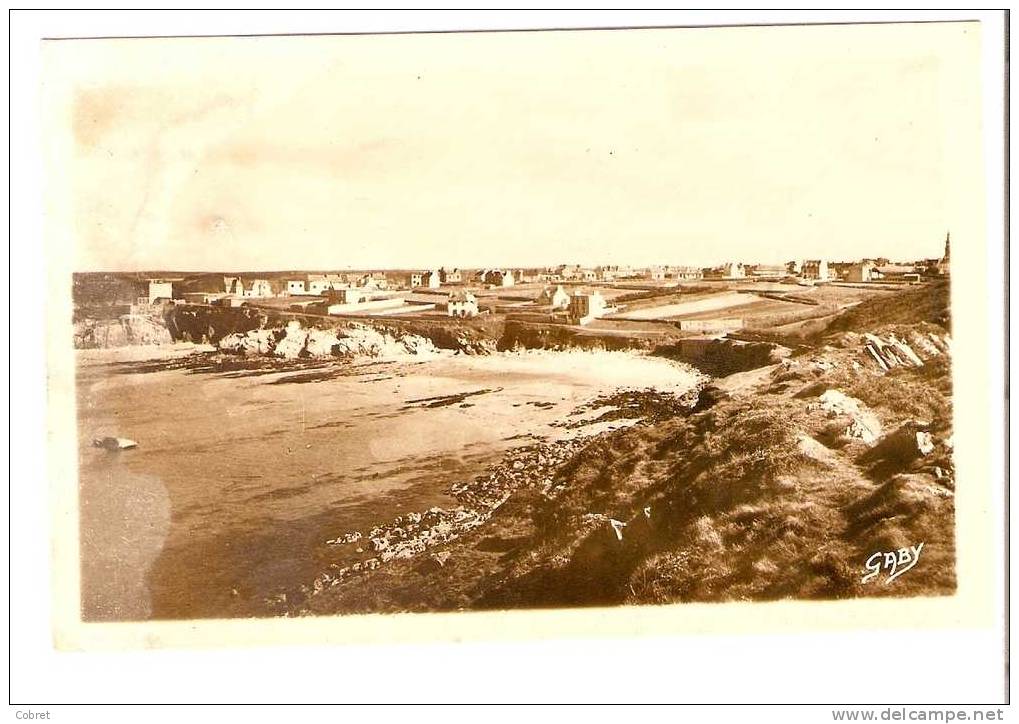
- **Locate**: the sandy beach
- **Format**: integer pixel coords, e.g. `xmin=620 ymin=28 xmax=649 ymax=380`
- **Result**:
xmin=76 ymin=347 xmax=701 ymax=620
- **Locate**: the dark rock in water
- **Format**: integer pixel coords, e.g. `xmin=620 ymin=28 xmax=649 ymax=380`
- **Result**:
xmin=557 ymin=388 xmax=699 ymax=428
xmin=405 ymin=388 xmax=501 ymax=409
xmin=93 ymin=437 xmax=138 ymax=451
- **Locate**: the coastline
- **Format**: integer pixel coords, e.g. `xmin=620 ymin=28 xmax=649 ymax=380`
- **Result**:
xmin=276 ymin=385 xmax=702 ymax=616
xmin=75 ymin=344 xmax=704 ymax=621
xmin=72 ymin=283 xmax=955 ymax=619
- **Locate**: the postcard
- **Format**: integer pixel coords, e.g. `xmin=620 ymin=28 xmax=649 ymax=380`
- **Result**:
xmin=40 ymin=19 xmax=999 ymax=652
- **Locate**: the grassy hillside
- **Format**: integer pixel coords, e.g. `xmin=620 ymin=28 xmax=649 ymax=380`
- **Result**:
xmin=819 ymin=280 xmax=950 ymax=337
xmin=291 ymin=281 xmax=954 ymax=615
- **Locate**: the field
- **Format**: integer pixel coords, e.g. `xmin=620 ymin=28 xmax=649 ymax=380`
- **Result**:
xmin=611 ymin=291 xmax=764 ymax=320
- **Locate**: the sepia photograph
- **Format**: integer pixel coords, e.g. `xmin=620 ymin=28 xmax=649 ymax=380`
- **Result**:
xmin=47 ymin=19 xmax=979 ymax=626
xmin=7 ymin=7 xmax=1009 ymax=712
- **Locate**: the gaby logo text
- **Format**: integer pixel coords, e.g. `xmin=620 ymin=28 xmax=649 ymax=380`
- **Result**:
xmin=861 ymin=543 xmax=924 ymax=585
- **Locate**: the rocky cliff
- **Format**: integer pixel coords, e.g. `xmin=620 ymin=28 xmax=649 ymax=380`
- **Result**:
xmin=142 ymin=304 xmax=787 ymax=373
xmin=162 ymin=305 xmax=499 ymax=356
xmin=73 ymin=314 xmax=173 ymax=349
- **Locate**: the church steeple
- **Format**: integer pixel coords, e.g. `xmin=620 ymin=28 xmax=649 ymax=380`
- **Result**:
xmin=937 ymin=231 xmax=951 ymax=276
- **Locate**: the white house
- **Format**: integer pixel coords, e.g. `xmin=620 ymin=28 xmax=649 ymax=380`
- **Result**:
xmin=671 ymin=266 xmax=703 ymax=281
xmin=702 ymin=263 xmax=746 ymax=280
xmin=147 ymin=279 xmax=176 ymax=304
xmin=307 ymin=275 xmax=346 ymax=295
xmin=801 ymin=260 xmax=830 ymax=281
xmin=246 ymin=279 xmax=274 ymax=298
xmin=725 ymin=262 xmax=746 ymax=279
xmin=568 ymin=290 xmax=609 ymax=325
xmin=333 ymin=287 xmax=368 ymax=305
xmin=556 ymin=264 xmax=582 ymax=280
xmin=447 ymin=290 xmax=479 ymax=318
xmin=537 ymin=284 xmax=571 ymax=310
xmin=439 ymin=267 xmax=462 ymax=284
xmin=477 ymin=269 xmax=511 ymax=287
xmin=846 ymin=262 xmax=877 ymax=283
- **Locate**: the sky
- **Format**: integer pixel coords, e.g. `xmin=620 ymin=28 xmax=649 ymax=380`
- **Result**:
xmin=44 ymin=22 xmax=984 ymax=272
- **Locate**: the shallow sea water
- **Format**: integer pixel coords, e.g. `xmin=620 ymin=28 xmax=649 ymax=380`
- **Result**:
xmin=75 ymin=348 xmax=700 ymax=620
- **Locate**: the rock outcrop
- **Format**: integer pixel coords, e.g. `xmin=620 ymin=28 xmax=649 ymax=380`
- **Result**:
xmin=217 ymin=320 xmax=438 ymax=360
xmin=809 ymin=389 xmax=883 ymax=444
xmin=74 ymin=314 xmax=173 ymax=349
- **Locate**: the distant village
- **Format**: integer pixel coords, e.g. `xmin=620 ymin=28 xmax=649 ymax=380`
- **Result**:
xmin=80 ymin=234 xmax=951 ymax=333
